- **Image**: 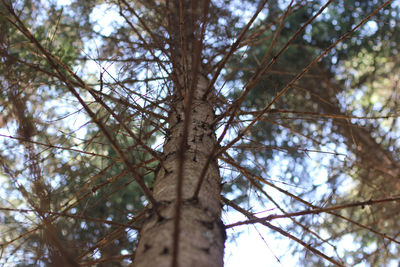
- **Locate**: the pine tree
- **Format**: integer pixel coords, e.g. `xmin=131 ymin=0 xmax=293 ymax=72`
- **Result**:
xmin=0 ymin=0 xmax=399 ymax=266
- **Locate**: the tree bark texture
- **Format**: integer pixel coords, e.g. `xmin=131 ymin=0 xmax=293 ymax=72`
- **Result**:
xmin=134 ymin=2 xmax=225 ymax=266
xmin=133 ymin=73 xmax=225 ymax=267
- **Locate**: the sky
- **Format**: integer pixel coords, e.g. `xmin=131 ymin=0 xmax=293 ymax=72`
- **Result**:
xmin=47 ymin=1 xmax=299 ymax=265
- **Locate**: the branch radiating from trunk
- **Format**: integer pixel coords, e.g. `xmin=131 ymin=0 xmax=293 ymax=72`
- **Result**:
xmin=134 ymin=1 xmax=225 ymax=266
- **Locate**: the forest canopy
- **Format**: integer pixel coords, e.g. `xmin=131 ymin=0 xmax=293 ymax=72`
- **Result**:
xmin=0 ymin=0 xmax=399 ymax=266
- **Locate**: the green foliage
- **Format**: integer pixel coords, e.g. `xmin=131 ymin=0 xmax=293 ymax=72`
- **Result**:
xmin=226 ymin=0 xmax=400 ymax=265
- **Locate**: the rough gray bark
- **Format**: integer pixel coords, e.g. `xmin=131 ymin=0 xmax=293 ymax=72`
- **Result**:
xmin=133 ymin=73 xmax=225 ymax=267
xmin=131 ymin=1 xmax=225 ymax=265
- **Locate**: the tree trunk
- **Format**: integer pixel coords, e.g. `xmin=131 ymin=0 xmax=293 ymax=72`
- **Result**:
xmin=133 ymin=2 xmax=225 ymax=265
xmin=133 ymin=72 xmax=225 ymax=267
